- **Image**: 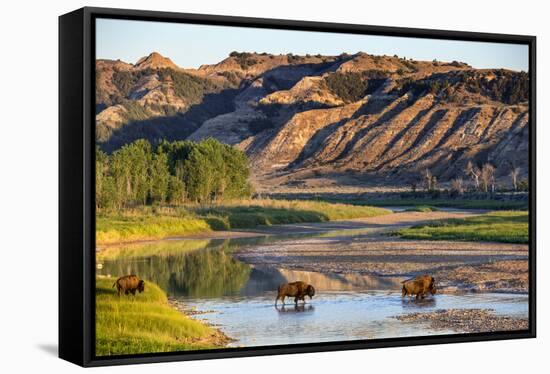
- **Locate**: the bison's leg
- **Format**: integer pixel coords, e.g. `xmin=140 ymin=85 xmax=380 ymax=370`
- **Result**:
xmin=294 ymin=297 xmax=299 ymax=305
xmin=281 ymin=296 xmax=285 ymax=306
xmin=275 ymin=295 xmax=279 ymax=306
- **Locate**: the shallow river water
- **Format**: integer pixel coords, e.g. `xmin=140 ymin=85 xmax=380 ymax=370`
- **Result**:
xmin=184 ymin=291 xmax=527 ymax=347
xmin=97 ymin=222 xmax=528 ymax=347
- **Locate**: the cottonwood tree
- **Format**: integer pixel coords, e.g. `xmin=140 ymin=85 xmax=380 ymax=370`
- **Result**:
xmin=480 ymin=163 xmax=496 ymax=193
xmin=509 ymin=165 xmax=521 ymax=191
xmin=423 ymin=169 xmax=433 ymax=191
xmin=95 ymin=138 xmax=252 ymax=210
xmin=450 ymin=177 xmax=464 ymax=196
xmin=465 ymin=161 xmax=481 ymax=191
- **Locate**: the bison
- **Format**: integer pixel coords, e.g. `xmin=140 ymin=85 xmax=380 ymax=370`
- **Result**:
xmin=113 ymin=275 xmax=145 ymax=297
xmin=275 ymin=281 xmax=315 ymax=306
xmin=402 ymin=275 xmax=436 ymax=300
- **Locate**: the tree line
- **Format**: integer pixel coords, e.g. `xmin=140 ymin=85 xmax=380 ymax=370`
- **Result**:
xmin=412 ymin=160 xmax=527 ymax=195
xmin=96 ymin=138 xmax=252 ymax=210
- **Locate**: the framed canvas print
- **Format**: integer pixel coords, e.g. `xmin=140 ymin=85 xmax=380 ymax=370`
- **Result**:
xmin=59 ymin=7 xmax=536 ymax=367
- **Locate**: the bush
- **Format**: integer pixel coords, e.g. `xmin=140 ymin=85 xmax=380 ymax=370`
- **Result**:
xmin=395 ymin=70 xmax=529 ymax=104
xmin=323 ymin=72 xmax=368 ymax=103
xmin=157 ymin=69 xmax=221 ymax=103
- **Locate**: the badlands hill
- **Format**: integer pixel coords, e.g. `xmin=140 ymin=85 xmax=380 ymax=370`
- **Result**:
xmin=96 ymin=51 xmax=529 ymax=190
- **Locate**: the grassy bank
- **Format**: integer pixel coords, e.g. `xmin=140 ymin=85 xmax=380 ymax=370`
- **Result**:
xmin=96 ymin=212 xmax=211 ymax=245
xmin=97 ymin=199 xmax=391 ymax=244
xmin=96 ymin=277 xmax=227 ymax=356
xmin=344 ymin=198 xmax=528 ymax=210
xmin=395 ymin=210 xmax=528 ymax=243
xmin=404 ymin=205 xmax=439 ymax=212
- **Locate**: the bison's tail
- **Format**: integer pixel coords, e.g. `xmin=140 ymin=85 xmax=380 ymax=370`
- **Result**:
xmin=112 ymin=282 xmax=117 ymax=288
xmin=401 ymin=278 xmax=414 ymax=284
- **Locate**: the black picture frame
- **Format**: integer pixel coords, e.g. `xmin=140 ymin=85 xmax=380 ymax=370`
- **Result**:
xmin=59 ymin=6 xmax=536 ymax=367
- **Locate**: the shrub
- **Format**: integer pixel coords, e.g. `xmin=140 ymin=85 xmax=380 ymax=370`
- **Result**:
xmin=323 ymin=72 xmax=368 ymax=103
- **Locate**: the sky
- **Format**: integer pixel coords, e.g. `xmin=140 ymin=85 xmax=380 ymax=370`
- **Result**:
xmin=96 ymin=18 xmax=529 ymax=72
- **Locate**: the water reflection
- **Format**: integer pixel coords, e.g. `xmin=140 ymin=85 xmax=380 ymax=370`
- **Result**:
xmin=275 ymin=304 xmax=315 ymax=314
xmin=401 ymin=297 xmax=437 ymax=309
xmin=98 ymin=237 xmax=405 ymax=299
xmin=98 ymin=240 xmax=251 ymax=298
xmin=97 ymin=236 xmax=405 ymax=299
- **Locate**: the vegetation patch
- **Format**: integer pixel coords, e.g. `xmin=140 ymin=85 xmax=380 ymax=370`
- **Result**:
xmin=96 ymin=205 xmax=214 ymax=245
xmin=404 ymin=205 xmax=439 ymax=212
xmin=393 ymin=69 xmax=528 ymax=104
xmin=395 ymin=210 xmax=528 ymax=243
xmin=121 ymin=101 xmax=152 ymax=122
xmin=95 ymin=277 xmax=226 ymax=356
xmin=229 ymin=51 xmax=259 ymax=69
xmin=196 ymin=199 xmax=391 ymax=230
xmin=324 ymin=72 xmax=367 ymax=103
xmin=322 ymin=71 xmax=386 ymax=103
xmin=347 ymin=198 xmax=528 ymax=210
xmin=96 ymin=138 xmax=252 ymax=210
xmin=157 ymin=68 xmax=227 ymax=103
xmin=96 ymin=200 xmax=391 ymax=244
xmin=111 ymin=69 xmax=152 ymax=100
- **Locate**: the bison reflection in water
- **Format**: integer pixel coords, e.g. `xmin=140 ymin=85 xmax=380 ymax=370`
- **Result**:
xmin=275 ymin=281 xmax=315 ymax=306
xmin=401 ymin=297 xmax=436 ymax=309
xmin=275 ymin=304 xmax=314 ymax=313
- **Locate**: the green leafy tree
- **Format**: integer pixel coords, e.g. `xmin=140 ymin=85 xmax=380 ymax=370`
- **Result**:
xmin=95 ymin=138 xmax=252 ymax=209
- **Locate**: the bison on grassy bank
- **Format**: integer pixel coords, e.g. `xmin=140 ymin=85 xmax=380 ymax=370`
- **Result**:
xmin=402 ymin=275 xmax=436 ymax=300
xmin=113 ymin=275 xmax=145 ymax=296
xmin=275 ymin=281 xmax=315 ymax=306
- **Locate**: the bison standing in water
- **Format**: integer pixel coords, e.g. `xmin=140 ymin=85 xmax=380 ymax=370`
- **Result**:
xmin=275 ymin=281 xmax=315 ymax=306
xmin=113 ymin=275 xmax=145 ymax=296
xmin=402 ymin=275 xmax=436 ymax=300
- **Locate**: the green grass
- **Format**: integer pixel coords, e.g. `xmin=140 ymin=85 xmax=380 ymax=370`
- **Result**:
xmin=404 ymin=205 xmax=439 ymax=212
xmin=96 ymin=199 xmax=391 ymax=244
xmin=196 ymin=199 xmax=390 ymax=230
xmin=395 ymin=210 xmax=528 ymax=243
xmin=95 ymin=277 xmax=222 ymax=356
xmin=351 ymin=198 xmax=528 ymax=210
xmin=96 ymin=206 xmax=211 ymax=244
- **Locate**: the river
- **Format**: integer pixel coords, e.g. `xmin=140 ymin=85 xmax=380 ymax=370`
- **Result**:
xmin=96 ymin=210 xmax=528 ymax=347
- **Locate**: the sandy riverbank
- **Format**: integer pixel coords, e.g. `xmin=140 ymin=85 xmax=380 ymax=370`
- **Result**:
xmin=97 ymin=210 xmax=484 ymax=250
xmin=168 ymin=298 xmax=235 ymax=347
xmin=394 ymin=308 xmax=528 ymax=333
xmin=233 ymin=211 xmax=528 ymax=294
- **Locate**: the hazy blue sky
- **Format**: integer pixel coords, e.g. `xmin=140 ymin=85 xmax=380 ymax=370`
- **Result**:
xmin=96 ymin=18 xmax=529 ymax=71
